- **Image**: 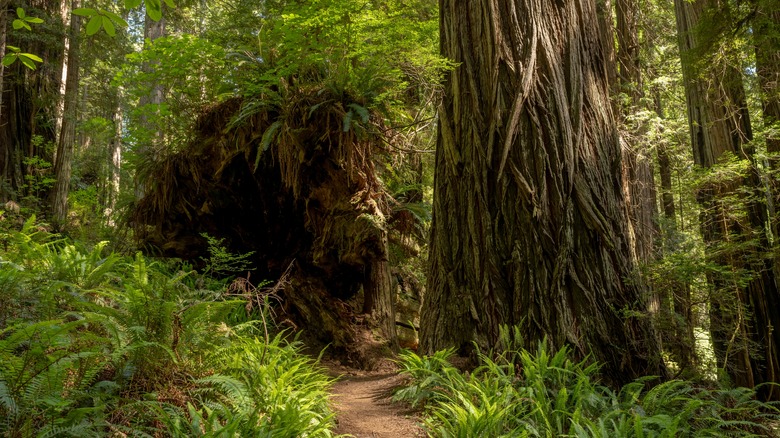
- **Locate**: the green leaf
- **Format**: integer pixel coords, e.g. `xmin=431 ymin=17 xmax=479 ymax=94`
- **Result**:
xmin=20 ymin=57 xmax=35 ymax=70
xmin=162 ymin=0 xmax=176 ymax=8
xmin=16 ymin=8 xmax=25 ymax=18
xmin=103 ymin=17 xmax=116 ymax=36
xmin=6 ymin=46 xmax=20 ymax=53
xmin=255 ymin=121 xmax=282 ymax=171
xmin=260 ymin=121 xmax=282 ymax=152
xmin=86 ymin=15 xmax=103 ymax=36
xmin=25 ymin=17 xmax=44 ymax=24
xmin=12 ymin=19 xmax=29 ymax=31
xmin=21 ymin=53 xmax=43 ymax=63
xmin=2 ymin=55 xmax=17 ymax=67
xmin=103 ymin=10 xmax=129 ymax=28
xmin=125 ymin=0 xmax=142 ymax=8
xmin=72 ymin=8 xmax=96 ymax=17
xmin=343 ymin=110 xmax=353 ymax=132
xmin=347 ymin=103 xmax=369 ymax=123
xmin=146 ymin=0 xmax=162 ymax=21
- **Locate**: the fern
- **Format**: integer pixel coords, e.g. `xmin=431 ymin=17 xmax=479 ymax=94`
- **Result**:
xmin=399 ymin=325 xmax=780 ymax=437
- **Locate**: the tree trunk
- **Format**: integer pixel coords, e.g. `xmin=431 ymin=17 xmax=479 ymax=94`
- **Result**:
xmin=140 ymin=11 xmax=165 ymax=154
xmin=616 ymin=0 xmax=658 ymax=266
xmin=751 ymin=0 xmax=780 ymax=401
xmin=753 ymin=1 xmax=780 ymax=155
xmin=653 ymin=90 xmax=697 ymax=371
xmin=107 ymin=87 xmax=123 ymax=226
xmin=675 ymin=0 xmax=780 ymax=396
xmin=0 ymin=0 xmax=9 ymax=125
xmin=135 ymin=10 xmax=166 ymax=199
xmin=363 ymin=240 xmax=398 ymax=351
xmin=54 ymin=0 xmax=71 ymax=145
xmin=421 ymin=0 xmax=666 ymax=385
xmin=52 ymin=0 xmax=81 ymax=225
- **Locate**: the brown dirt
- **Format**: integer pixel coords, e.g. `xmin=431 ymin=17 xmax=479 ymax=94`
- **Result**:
xmin=326 ymin=360 xmax=426 ymax=437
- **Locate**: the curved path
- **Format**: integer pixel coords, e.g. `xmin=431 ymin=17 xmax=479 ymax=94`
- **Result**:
xmin=328 ymin=364 xmax=425 ymax=437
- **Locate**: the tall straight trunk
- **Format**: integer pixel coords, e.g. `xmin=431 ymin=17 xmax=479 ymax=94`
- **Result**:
xmin=675 ymin=0 xmax=780 ymax=397
xmin=107 ymin=87 xmax=123 ymax=225
xmin=52 ymin=0 xmax=81 ymax=225
xmin=616 ymin=0 xmax=658 ymax=265
xmin=753 ymin=1 xmax=780 ymax=155
xmin=0 ymin=0 xmax=9 ymax=125
xmin=54 ymin=0 xmax=71 ymax=145
xmin=135 ymin=10 xmax=165 ymax=199
xmin=139 ymin=11 xmax=165 ymax=154
xmin=751 ymin=0 xmax=780 ymax=400
xmin=653 ymin=90 xmax=697 ymax=371
xmin=421 ymin=0 xmax=665 ymax=385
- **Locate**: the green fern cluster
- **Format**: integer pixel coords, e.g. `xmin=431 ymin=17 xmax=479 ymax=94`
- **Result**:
xmin=395 ymin=327 xmax=780 ymax=437
xmin=0 ymin=216 xmax=337 ymax=436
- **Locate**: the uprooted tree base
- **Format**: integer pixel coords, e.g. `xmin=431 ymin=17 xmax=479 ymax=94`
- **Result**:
xmin=131 ymin=89 xmax=400 ymax=367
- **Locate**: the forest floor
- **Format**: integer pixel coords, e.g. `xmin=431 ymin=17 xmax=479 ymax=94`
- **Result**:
xmin=325 ymin=359 xmax=426 ymax=437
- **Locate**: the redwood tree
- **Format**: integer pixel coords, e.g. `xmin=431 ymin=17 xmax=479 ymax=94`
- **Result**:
xmin=675 ymin=0 xmax=780 ymax=397
xmin=420 ymin=0 xmax=665 ymax=384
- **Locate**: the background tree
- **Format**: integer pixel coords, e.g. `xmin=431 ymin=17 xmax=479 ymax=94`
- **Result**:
xmin=51 ymin=0 xmax=81 ymax=225
xmin=420 ymin=0 xmax=665 ymax=384
xmin=674 ymin=0 xmax=780 ymax=397
xmin=616 ymin=0 xmax=658 ymax=267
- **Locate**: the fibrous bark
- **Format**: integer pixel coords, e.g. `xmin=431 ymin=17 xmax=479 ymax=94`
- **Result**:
xmin=132 ymin=91 xmax=398 ymax=365
xmin=421 ymin=0 xmax=665 ymax=385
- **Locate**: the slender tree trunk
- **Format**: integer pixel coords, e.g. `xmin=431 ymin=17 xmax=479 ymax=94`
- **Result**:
xmin=54 ymin=0 xmax=71 ymax=145
xmin=52 ymin=0 xmax=81 ymax=225
xmin=616 ymin=0 xmax=658 ymax=266
xmin=653 ymin=90 xmax=697 ymax=371
xmin=107 ymin=87 xmax=122 ymax=226
xmin=140 ymin=11 xmax=165 ymax=153
xmin=421 ymin=0 xmax=665 ymax=385
xmin=0 ymin=0 xmax=9 ymax=125
xmin=135 ymin=10 xmax=166 ymax=198
xmin=675 ymin=0 xmax=780 ymax=396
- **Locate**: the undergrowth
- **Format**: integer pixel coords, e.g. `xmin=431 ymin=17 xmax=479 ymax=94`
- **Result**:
xmin=395 ymin=326 xmax=780 ymax=437
xmin=0 ymin=216 xmax=337 ymax=436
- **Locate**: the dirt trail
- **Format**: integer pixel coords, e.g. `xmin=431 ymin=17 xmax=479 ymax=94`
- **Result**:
xmin=327 ymin=362 xmax=425 ymax=437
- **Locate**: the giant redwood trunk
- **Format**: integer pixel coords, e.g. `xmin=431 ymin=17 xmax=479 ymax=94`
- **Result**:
xmin=421 ymin=0 xmax=665 ymax=385
xmin=752 ymin=0 xmax=780 ymax=400
xmin=675 ymin=0 xmax=780 ymax=398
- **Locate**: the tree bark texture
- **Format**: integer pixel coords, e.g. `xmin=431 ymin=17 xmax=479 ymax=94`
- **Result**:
xmin=753 ymin=0 xmax=780 ymax=155
xmin=675 ymin=0 xmax=780 ymax=397
xmin=616 ymin=0 xmax=658 ymax=265
xmin=52 ymin=0 xmax=81 ymax=224
xmin=421 ymin=0 xmax=665 ymax=385
xmin=752 ymin=0 xmax=780 ymax=400
xmin=363 ymin=248 xmax=398 ymax=351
